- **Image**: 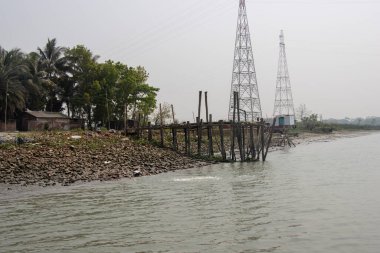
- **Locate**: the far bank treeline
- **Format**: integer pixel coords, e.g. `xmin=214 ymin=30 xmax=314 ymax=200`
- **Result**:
xmin=0 ymin=38 xmax=159 ymax=128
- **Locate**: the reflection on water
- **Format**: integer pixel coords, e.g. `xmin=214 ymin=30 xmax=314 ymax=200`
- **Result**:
xmin=1 ymin=133 xmax=380 ymax=253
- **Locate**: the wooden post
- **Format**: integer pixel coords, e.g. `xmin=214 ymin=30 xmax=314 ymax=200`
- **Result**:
xmin=231 ymin=92 xmax=237 ymax=161
xmin=249 ymin=124 xmax=256 ymax=160
xmin=260 ymin=118 xmax=265 ymax=161
xmin=172 ymin=126 xmax=178 ymax=151
xmin=219 ymin=120 xmax=226 ymax=161
xmin=197 ymin=117 xmax=202 ymax=156
xmin=160 ymin=103 xmax=164 ymax=147
xmin=198 ymin=91 xmax=202 ymax=121
xmin=230 ymin=120 xmax=235 ymax=161
xmin=205 ymin=91 xmax=209 ymax=123
xmin=241 ymin=124 xmax=246 ymax=161
xmin=185 ymin=121 xmax=190 ymax=155
xmin=236 ymin=92 xmax=244 ymax=161
xmin=208 ymin=114 xmax=213 ymax=157
xmin=263 ymin=118 xmax=276 ymax=161
xmin=148 ymin=122 xmax=152 ymax=142
xmin=171 ymin=104 xmax=175 ymax=124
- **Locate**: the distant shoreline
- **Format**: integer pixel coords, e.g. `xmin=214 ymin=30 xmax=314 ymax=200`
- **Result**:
xmin=294 ymin=129 xmax=376 ymax=145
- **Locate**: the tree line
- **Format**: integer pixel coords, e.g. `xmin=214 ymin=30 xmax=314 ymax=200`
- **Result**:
xmin=0 ymin=38 xmax=159 ymax=129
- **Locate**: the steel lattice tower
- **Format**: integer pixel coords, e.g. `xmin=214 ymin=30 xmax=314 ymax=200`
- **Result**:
xmin=228 ymin=0 xmax=262 ymax=122
xmin=273 ymin=30 xmax=295 ymax=117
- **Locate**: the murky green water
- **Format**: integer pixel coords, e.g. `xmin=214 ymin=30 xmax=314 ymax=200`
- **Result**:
xmin=1 ymin=133 xmax=380 ymax=253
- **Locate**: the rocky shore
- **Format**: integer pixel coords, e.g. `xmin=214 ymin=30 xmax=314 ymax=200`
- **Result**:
xmin=0 ymin=131 xmax=212 ymax=187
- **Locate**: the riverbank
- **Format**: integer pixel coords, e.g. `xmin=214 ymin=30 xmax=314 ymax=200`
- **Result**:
xmin=0 ymin=131 xmax=211 ymax=187
xmin=0 ymin=129 xmax=375 ymax=188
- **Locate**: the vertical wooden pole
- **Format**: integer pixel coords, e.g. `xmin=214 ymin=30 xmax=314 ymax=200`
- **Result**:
xmin=171 ymin=104 xmax=175 ymax=124
xmin=263 ymin=118 xmax=276 ymax=161
xmin=249 ymin=124 xmax=256 ymax=160
xmin=231 ymin=92 xmax=237 ymax=161
xmin=235 ymin=92 xmax=244 ymax=161
xmin=260 ymin=118 xmax=265 ymax=161
xmin=205 ymin=91 xmax=209 ymax=123
xmin=197 ymin=117 xmax=202 ymax=156
xmin=160 ymin=103 xmax=164 ymax=147
xmin=172 ymin=127 xmax=178 ymax=151
xmin=208 ymin=114 xmax=213 ymax=157
xmin=148 ymin=122 xmax=152 ymax=142
xmin=198 ymin=91 xmax=202 ymax=121
xmin=186 ymin=121 xmax=191 ymax=156
xmin=242 ymin=124 xmax=246 ymax=161
xmin=219 ymin=120 xmax=226 ymax=161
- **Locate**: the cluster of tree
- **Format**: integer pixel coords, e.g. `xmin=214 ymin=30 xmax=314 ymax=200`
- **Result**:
xmin=0 ymin=39 xmax=159 ymax=128
xmin=324 ymin=117 xmax=380 ymax=126
xmin=295 ymin=104 xmax=380 ymax=132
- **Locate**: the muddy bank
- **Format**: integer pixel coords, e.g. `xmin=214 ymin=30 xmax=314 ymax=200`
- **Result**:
xmin=294 ymin=130 xmax=375 ymax=145
xmin=269 ymin=130 xmax=376 ymax=151
xmin=0 ymin=131 xmax=212 ymax=187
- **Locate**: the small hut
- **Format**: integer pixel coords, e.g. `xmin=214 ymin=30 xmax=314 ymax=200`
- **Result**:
xmin=20 ymin=110 xmax=71 ymax=131
xmin=274 ymin=115 xmax=295 ymax=127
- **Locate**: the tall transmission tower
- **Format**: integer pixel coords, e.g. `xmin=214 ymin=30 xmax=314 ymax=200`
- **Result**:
xmin=273 ymin=30 xmax=295 ymax=117
xmin=228 ymin=0 xmax=262 ymax=122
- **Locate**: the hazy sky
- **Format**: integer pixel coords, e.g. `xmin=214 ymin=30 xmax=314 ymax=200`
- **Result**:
xmin=1 ymin=0 xmax=380 ymax=121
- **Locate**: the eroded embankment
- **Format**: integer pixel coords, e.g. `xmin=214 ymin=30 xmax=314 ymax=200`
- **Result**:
xmin=0 ymin=131 xmax=210 ymax=187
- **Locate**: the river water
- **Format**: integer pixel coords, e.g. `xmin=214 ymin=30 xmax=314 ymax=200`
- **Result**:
xmin=1 ymin=132 xmax=380 ymax=253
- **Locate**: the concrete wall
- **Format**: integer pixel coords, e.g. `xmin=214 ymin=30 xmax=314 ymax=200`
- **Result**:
xmin=27 ymin=118 xmax=71 ymax=131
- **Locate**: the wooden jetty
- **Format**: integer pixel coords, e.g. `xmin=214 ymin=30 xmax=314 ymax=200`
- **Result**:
xmin=132 ymin=91 xmax=275 ymax=162
xmin=135 ymin=119 xmax=274 ymax=162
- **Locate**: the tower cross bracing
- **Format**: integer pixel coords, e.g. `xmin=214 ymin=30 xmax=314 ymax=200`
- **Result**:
xmin=228 ymin=0 xmax=262 ymax=122
xmin=273 ymin=30 xmax=295 ymax=117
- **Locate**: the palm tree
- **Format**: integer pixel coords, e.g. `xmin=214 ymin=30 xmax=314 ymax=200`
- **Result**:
xmin=21 ymin=52 xmax=49 ymax=111
xmin=37 ymin=38 xmax=66 ymax=111
xmin=0 ymin=47 xmax=28 ymax=130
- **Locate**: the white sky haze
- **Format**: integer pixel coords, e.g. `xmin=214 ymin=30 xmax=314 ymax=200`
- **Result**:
xmin=1 ymin=0 xmax=380 ymax=121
